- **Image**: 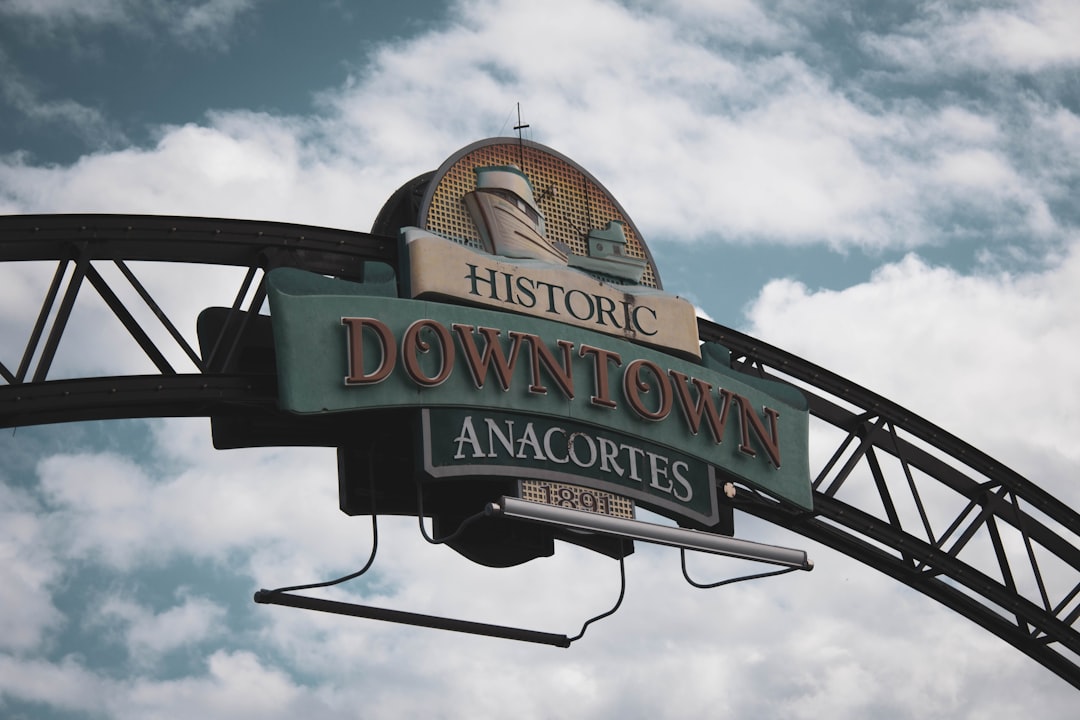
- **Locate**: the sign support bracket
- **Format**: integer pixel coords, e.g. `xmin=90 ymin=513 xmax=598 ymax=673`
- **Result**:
xmin=253 ymin=589 xmax=573 ymax=647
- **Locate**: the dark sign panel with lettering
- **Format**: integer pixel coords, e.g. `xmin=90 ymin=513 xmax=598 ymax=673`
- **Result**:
xmin=268 ymin=267 xmax=812 ymax=513
xmin=420 ymin=408 xmax=720 ymax=525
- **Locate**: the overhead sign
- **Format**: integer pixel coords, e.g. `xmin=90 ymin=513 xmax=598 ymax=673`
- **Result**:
xmin=267 ymin=136 xmax=813 ymax=552
xmin=396 ymin=140 xmax=701 ymax=357
xmin=267 ymin=266 xmax=812 ymax=512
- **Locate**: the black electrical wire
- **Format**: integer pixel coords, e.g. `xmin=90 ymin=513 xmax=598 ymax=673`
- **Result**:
xmin=680 ymin=548 xmax=798 ymax=589
xmin=414 ymin=478 xmax=631 ymax=642
xmin=414 ymin=477 xmax=488 ymax=546
xmin=568 ymin=549 xmax=628 ymax=643
xmin=261 ymin=442 xmax=382 ymax=595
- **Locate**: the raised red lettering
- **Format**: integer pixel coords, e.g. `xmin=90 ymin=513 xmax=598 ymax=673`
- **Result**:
xmin=580 ymin=344 xmax=622 ymax=408
xmin=517 ymin=332 xmax=574 ymax=399
xmin=342 ymin=317 xmax=396 ymax=385
xmin=669 ymin=370 xmax=735 ymax=444
xmin=623 ymin=359 xmax=672 ymax=421
xmin=452 ymin=324 xmax=525 ymax=391
xmin=736 ymin=399 xmax=782 ymax=468
xmin=402 ymin=319 xmax=455 ymax=386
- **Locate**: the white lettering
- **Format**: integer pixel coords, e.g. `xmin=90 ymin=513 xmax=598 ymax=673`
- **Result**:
xmin=453 ymin=416 xmax=485 ymax=459
xmin=485 ymin=418 xmax=515 ymax=458
xmin=516 ymin=423 xmax=544 ymax=460
xmin=543 ymin=427 xmax=570 ymax=464
xmin=567 ymin=432 xmax=598 ymax=468
xmin=446 ymin=414 xmax=702 ymax=511
xmin=597 ymin=436 xmax=623 ymax=475
xmin=621 ymin=444 xmax=645 ymax=482
xmin=672 ymin=461 xmax=693 ymax=501
xmin=648 ymin=451 xmax=673 ymax=493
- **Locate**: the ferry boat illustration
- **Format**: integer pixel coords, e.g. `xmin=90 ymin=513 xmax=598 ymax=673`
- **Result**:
xmin=464 ymin=164 xmax=647 ymax=283
xmin=463 ymin=165 xmax=568 ymax=265
xmin=568 ymin=220 xmax=646 ymax=284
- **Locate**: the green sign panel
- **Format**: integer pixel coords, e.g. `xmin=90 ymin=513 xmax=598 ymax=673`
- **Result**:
xmin=267 ymin=267 xmax=812 ymax=511
xmin=420 ymin=407 xmax=720 ymax=525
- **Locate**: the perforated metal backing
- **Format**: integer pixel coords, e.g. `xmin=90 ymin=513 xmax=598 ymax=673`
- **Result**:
xmin=419 ymin=140 xmax=659 ymax=289
xmin=518 ymin=479 xmax=636 ymax=519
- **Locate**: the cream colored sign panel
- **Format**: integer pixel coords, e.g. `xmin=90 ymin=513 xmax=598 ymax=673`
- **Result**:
xmin=404 ymin=230 xmax=701 ymax=358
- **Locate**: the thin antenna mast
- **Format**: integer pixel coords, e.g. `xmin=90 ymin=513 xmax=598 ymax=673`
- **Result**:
xmin=513 ymin=103 xmax=530 ymax=169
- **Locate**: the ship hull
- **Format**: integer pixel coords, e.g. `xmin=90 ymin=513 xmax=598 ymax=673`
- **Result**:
xmin=464 ymin=190 xmax=568 ymax=265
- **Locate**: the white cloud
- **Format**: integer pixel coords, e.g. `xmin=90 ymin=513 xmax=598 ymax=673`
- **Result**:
xmin=0 ymin=650 xmax=342 ymax=720
xmin=932 ymin=148 xmax=1017 ymax=189
xmin=1 ymin=0 xmax=1076 ymax=253
xmin=174 ymin=0 xmax=258 ymax=42
xmin=745 ymin=239 xmax=1080 ymax=503
xmin=0 ymin=114 xmax=392 ymax=230
xmin=119 ymin=651 xmax=316 ymax=720
xmin=0 ymin=481 xmax=64 ymax=652
xmin=0 ymin=48 xmax=127 ymax=151
xmin=631 ymin=0 xmax=802 ymax=47
xmin=91 ymin=592 xmax=227 ymax=663
xmin=0 ymin=0 xmax=264 ymax=48
xmin=36 ymin=442 xmax=351 ymax=570
xmin=0 ymin=654 xmax=112 ymax=713
xmin=861 ymin=0 xmax=1080 ymax=74
xmin=0 ymin=0 xmax=129 ymax=26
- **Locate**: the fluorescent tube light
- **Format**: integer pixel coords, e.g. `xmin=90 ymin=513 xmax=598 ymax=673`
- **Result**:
xmin=488 ymin=497 xmax=812 ymax=570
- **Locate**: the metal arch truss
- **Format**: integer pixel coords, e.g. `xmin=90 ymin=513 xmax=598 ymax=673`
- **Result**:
xmin=0 ymin=214 xmax=394 ymax=425
xmin=2 ymin=214 xmax=1079 ymax=688
xmin=699 ymin=322 xmax=1080 ymax=690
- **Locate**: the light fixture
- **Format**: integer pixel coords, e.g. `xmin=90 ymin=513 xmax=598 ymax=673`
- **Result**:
xmin=488 ymin=497 xmax=813 ymax=571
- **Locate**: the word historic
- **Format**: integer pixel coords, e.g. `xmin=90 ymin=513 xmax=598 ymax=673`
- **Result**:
xmin=343 ymin=315 xmax=783 ymax=469
xmin=462 ymin=263 xmax=658 ymax=336
xmin=402 ymin=230 xmax=702 ymax=357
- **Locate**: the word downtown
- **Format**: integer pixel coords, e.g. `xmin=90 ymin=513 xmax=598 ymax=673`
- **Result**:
xmin=343 ymin=316 xmax=784 ymax=469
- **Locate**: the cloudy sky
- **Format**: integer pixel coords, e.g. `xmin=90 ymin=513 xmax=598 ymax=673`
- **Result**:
xmin=2 ymin=0 xmax=1079 ymax=717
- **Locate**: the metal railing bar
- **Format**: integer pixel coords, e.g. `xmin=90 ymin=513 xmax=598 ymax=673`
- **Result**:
xmin=888 ymin=422 xmax=937 ymax=546
xmin=812 ymin=430 xmax=858 ymax=491
xmin=216 ymin=278 xmax=266 ymax=373
xmin=942 ymin=487 xmax=1004 ymax=561
xmin=113 ymin=259 xmax=205 ymax=372
xmin=917 ymin=495 xmax=980 ymax=572
xmin=204 ymin=265 xmax=258 ymax=372
xmin=986 ymin=515 xmax=1027 ymax=632
xmin=865 ymin=445 xmax=911 ymax=564
xmin=31 ymin=251 xmax=88 ymax=383
xmin=736 ymin=489 xmax=1080 ymax=686
xmin=1011 ymin=493 xmax=1053 ymax=614
xmin=17 ymin=259 xmax=68 ymax=383
xmin=0 ymin=359 xmax=15 ymax=384
xmin=1058 ymin=583 xmax=1080 ymax=627
xmin=86 ymin=265 xmax=175 ymax=376
xmin=820 ymin=418 xmax=885 ymax=498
